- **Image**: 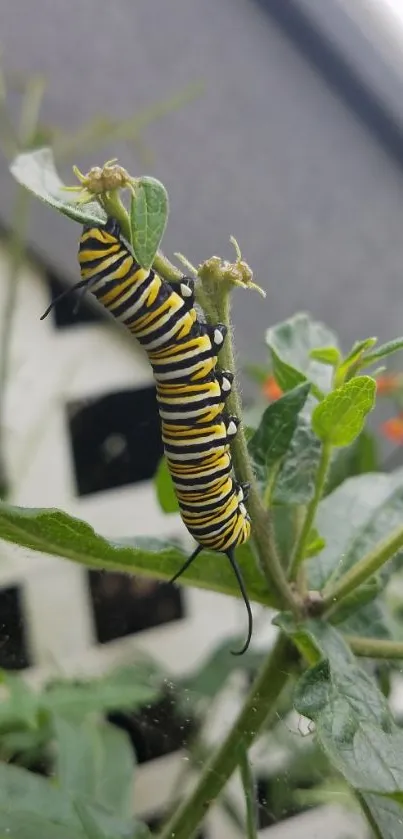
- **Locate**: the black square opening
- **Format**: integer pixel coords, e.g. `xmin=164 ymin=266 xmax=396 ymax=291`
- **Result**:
xmin=108 ymin=690 xmax=198 ymax=765
xmin=67 ymin=386 xmax=163 ymax=496
xmin=256 ymin=773 xmax=314 ymax=829
xmin=46 ymin=272 xmax=104 ymax=328
xmin=256 ymin=777 xmax=275 ymax=830
xmin=88 ymin=571 xmax=184 ymax=643
xmin=0 ymin=586 xmax=30 ymax=670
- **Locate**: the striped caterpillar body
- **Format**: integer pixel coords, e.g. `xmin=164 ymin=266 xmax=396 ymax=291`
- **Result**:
xmin=42 ymin=218 xmax=253 ymax=653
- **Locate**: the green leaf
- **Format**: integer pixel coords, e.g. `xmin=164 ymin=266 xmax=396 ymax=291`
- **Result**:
xmin=130 ymin=177 xmax=168 ymax=269
xmin=329 ymin=578 xmax=382 ymax=627
xmin=268 ymin=348 xmax=307 ymax=394
xmin=0 ymin=503 xmax=276 ymax=607
xmin=54 ymin=717 xmax=135 ymax=817
xmin=266 ymin=313 xmax=339 ymax=394
xmin=307 ymin=468 xmax=403 ymax=591
xmin=248 ymin=383 xmax=310 ymax=483
xmin=338 ymin=599 xmax=391 ymax=642
xmin=274 ymin=614 xmax=322 ymax=666
xmin=361 ymin=793 xmax=403 ymax=839
xmin=271 ymin=506 xmax=301 ymax=567
xmin=0 ymin=812 xmax=84 ymax=839
xmin=74 ymin=800 xmax=147 ymax=839
xmin=43 ymin=665 xmax=161 ymax=718
xmin=305 ymin=528 xmax=326 ymax=558
xmin=293 ymin=658 xmax=331 ymax=717
xmin=0 ymin=671 xmax=39 ymax=731
xmin=312 ymin=376 xmax=376 ymax=446
xmin=325 ymin=430 xmax=378 ymax=496
xmin=0 ymin=727 xmax=50 ymax=764
xmin=273 ymin=416 xmax=322 ymax=505
xmin=154 ymin=457 xmax=179 ymax=514
xmin=74 ymin=802 xmax=110 ymax=839
xmin=309 ymin=346 xmax=341 ymax=366
xmin=10 ymin=148 xmax=106 ymax=226
xmin=0 ymin=762 xmax=79 ymax=828
xmin=338 ymin=337 xmax=377 ymax=376
xmin=288 ymin=622 xmax=403 ymax=799
xmin=358 ymin=336 xmax=403 ymax=368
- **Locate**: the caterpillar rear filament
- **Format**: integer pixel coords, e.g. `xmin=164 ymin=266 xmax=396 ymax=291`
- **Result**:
xmin=41 ymin=218 xmax=253 ymax=653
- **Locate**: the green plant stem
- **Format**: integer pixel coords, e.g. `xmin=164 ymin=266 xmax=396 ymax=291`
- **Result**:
xmin=322 ymin=524 xmax=403 ymax=612
xmin=216 ymin=292 xmax=298 ymax=613
xmin=347 ymin=635 xmax=403 ymax=660
xmin=100 ymin=192 xmax=132 ymax=242
xmin=153 ymin=252 xmax=216 ymax=321
xmin=238 ymin=742 xmax=258 ymax=839
xmin=288 ymin=443 xmax=332 ymax=581
xmin=159 ymin=633 xmax=293 ymax=839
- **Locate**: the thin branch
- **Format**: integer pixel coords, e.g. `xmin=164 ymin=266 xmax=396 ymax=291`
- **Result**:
xmin=347 ymin=635 xmax=403 ymax=660
xmin=288 ymin=442 xmax=332 ymax=583
xmin=215 ymin=291 xmax=298 ymax=613
xmin=238 ymin=741 xmax=258 ymax=839
xmin=159 ymin=634 xmax=293 ymax=839
xmin=322 ymin=524 xmax=403 ymax=612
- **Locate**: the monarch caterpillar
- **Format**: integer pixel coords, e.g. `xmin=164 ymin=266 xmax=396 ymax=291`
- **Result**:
xmin=42 ymin=218 xmax=253 ymax=653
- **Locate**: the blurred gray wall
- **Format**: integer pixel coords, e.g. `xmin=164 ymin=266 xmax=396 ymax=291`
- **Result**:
xmin=2 ymin=0 xmax=403 ymax=387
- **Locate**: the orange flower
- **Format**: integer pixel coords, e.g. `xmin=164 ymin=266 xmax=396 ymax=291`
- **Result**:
xmin=380 ymin=414 xmax=403 ymax=444
xmin=376 ymin=373 xmax=401 ymax=396
xmin=262 ymin=375 xmax=283 ymax=401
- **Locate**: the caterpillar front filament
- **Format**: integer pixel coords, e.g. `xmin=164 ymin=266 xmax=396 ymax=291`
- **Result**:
xmin=41 ymin=218 xmax=253 ymax=653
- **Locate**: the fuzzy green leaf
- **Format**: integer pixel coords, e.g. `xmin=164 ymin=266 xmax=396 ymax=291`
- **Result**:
xmin=361 ymin=794 xmax=403 ymax=839
xmin=54 ymin=717 xmax=135 ymax=818
xmin=273 ymin=416 xmax=322 ymax=505
xmin=266 ymin=313 xmax=339 ymax=394
xmin=309 ymin=346 xmax=341 ymax=366
xmin=312 ymin=376 xmax=376 ymax=446
xmin=10 ymin=148 xmax=106 ymax=226
xmin=0 ymin=503 xmax=276 ymax=607
xmin=43 ymin=665 xmax=161 ymax=718
xmin=307 ymin=468 xmax=403 ymax=591
xmin=154 ymin=457 xmax=179 ymax=514
xmin=0 ymin=762 xmax=80 ymax=829
xmin=305 ymin=528 xmax=326 ymax=558
xmin=74 ymin=800 xmax=149 ymax=839
xmin=359 ymin=337 xmax=403 ymax=368
xmin=288 ymin=621 xmax=403 ymax=822
xmin=130 ymin=177 xmax=168 ymax=269
xmin=248 ymin=383 xmax=310 ymax=482
xmin=268 ymin=348 xmax=307 ymax=394
xmin=0 ymin=671 xmax=39 ymax=730
xmin=339 ymin=337 xmax=377 ymax=375
xmin=325 ymin=430 xmax=378 ymax=496
xmin=0 ymin=813 xmax=84 ymax=839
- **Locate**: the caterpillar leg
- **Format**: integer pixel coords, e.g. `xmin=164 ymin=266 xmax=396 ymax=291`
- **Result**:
xmin=169 ymin=544 xmax=203 ymax=585
xmin=40 ymin=279 xmax=89 ymax=320
xmin=169 ymin=544 xmax=253 ymax=656
xmin=225 ymin=547 xmax=253 ymax=655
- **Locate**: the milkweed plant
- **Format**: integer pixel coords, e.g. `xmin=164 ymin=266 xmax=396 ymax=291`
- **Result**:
xmin=5 ymin=147 xmax=403 ymax=839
